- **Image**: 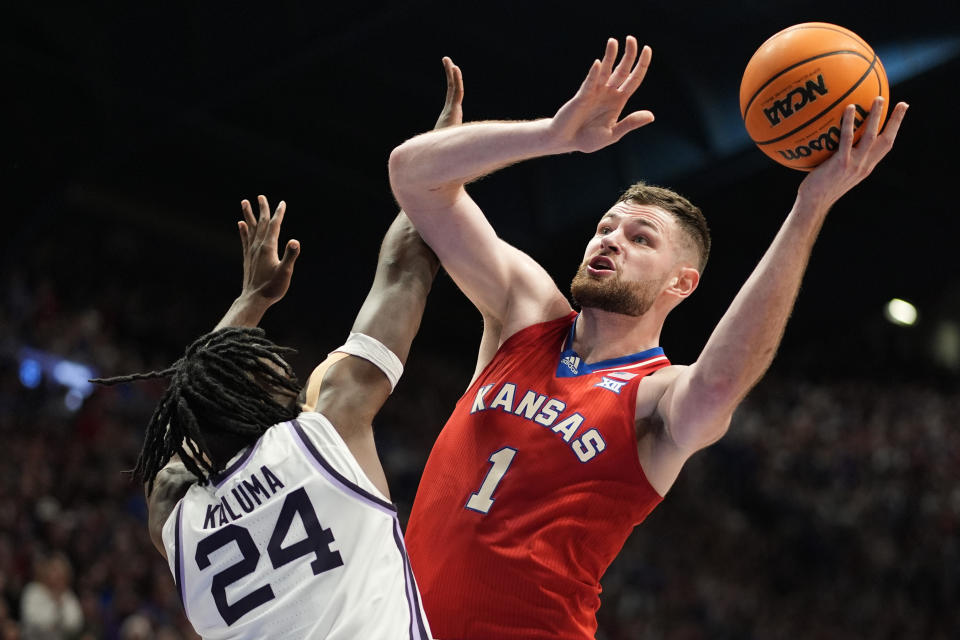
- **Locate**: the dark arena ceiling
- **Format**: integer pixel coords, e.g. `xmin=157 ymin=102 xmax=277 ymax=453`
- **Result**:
xmin=7 ymin=1 xmax=960 ymax=380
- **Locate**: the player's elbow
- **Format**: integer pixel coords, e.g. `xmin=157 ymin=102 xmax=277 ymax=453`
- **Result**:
xmin=376 ymin=219 xmax=440 ymax=287
xmin=375 ymin=261 xmax=438 ymax=305
xmin=388 ymin=143 xmax=419 ymax=203
xmin=387 ymin=143 xmax=408 ymax=177
xmin=388 ymin=143 xmax=460 ymax=217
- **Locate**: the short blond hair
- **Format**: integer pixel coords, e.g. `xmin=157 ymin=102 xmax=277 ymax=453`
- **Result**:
xmin=617 ymin=181 xmax=710 ymax=273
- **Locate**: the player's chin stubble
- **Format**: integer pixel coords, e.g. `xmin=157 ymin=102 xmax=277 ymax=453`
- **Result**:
xmin=570 ymin=264 xmax=661 ymax=317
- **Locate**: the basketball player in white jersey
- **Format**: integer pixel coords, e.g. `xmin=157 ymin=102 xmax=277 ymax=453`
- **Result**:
xmin=94 ymin=59 xmax=465 ymax=639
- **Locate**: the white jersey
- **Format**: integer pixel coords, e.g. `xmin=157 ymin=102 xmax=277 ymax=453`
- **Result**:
xmin=162 ymin=411 xmax=431 ymax=640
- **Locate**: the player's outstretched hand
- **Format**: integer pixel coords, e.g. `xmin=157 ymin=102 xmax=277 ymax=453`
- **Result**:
xmin=238 ymin=195 xmax=301 ymax=306
xmin=548 ymin=36 xmax=655 ymax=153
xmin=434 ymin=57 xmax=464 ymax=130
xmin=797 ymin=97 xmax=909 ymax=211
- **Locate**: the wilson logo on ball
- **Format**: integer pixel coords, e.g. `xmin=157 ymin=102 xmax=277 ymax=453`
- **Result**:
xmin=763 ymin=74 xmax=829 ymax=126
xmin=777 ymin=104 xmax=869 ymax=161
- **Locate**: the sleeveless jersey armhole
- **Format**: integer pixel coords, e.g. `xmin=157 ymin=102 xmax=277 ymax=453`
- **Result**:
xmin=294 ymin=411 xmax=393 ymax=505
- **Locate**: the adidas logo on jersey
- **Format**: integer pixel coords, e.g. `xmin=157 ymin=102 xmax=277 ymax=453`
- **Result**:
xmin=561 ymin=355 xmax=581 ymax=374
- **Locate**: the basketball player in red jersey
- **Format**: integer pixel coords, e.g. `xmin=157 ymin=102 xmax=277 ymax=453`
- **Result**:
xmin=390 ymin=37 xmax=908 ymax=638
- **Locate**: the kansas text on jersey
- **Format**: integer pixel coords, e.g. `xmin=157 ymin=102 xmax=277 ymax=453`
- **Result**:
xmin=405 ymin=312 xmax=670 ymax=640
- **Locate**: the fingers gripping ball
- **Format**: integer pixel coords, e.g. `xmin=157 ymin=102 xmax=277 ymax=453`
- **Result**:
xmin=740 ymin=22 xmax=889 ymax=170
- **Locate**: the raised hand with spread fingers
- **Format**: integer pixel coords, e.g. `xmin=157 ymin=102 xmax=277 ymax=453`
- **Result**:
xmin=211 ymin=195 xmax=301 ymax=331
xmin=550 ymin=36 xmax=655 ymax=153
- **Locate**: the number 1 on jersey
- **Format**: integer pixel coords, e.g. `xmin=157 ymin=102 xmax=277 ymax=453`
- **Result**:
xmin=466 ymin=447 xmax=517 ymax=514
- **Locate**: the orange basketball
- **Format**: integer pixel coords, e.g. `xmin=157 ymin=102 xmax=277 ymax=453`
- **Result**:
xmin=740 ymin=22 xmax=889 ymax=171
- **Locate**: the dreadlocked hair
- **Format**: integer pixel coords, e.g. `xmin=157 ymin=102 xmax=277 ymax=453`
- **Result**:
xmin=92 ymin=327 xmax=302 ymax=494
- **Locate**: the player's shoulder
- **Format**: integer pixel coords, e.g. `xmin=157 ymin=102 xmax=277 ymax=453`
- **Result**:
xmin=149 ymin=461 xmax=198 ymax=557
xmin=246 ymin=411 xmax=341 ymax=465
xmin=292 ymin=410 xmax=338 ymax=444
xmin=500 ymin=309 xmax=577 ymax=349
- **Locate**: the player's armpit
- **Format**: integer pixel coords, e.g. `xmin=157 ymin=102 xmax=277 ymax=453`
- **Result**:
xmin=469 ymin=313 xmax=504 ymax=386
xmin=147 ymin=460 xmax=197 ymax=558
xmin=300 ymin=352 xmax=351 ymax=412
xmin=308 ymin=351 xmax=393 ymax=435
xmin=634 ymin=365 xmax=733 ymax=496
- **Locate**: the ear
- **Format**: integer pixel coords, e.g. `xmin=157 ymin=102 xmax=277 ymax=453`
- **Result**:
xmin=667 ymin=266 xmax=700 ymax=300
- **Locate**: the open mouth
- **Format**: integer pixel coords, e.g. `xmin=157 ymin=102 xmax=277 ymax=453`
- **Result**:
xmin=587 ymin=256 xmax=615 ymax=273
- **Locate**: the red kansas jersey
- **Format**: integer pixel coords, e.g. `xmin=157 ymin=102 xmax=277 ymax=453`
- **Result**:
xmin=405 ymin=312 xmax=671 ymax=640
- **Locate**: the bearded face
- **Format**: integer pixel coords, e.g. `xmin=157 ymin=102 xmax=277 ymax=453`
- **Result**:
xmin=570 ymin=262 xmax=664 ymax=317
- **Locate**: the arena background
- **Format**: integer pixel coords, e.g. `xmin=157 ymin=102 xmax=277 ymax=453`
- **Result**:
xmin=4 ymin=2 xmax=959 ymax=638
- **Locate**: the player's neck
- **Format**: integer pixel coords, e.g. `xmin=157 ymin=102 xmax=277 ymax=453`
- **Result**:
xmin=572 ymin=307 xmax=664 ymax=364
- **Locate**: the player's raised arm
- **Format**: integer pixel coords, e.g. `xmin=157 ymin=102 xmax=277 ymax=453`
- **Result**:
xmin=302 ymin=58 xmax=462 ymax=421
xmin=648 ymin=99 xmax=908 ymax=478
xmin=292 ymin=60 xmax=461 ymax=501
xmin=388 ymin=38 xmax=654 ymax=335
xmin=343 ymin=56 xmax=463 ymax=367
xmin=144 ymin=195 xmax=300 ymax=556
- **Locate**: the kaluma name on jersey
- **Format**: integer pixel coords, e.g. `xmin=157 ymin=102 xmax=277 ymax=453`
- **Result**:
xmin=202 ymin=464 xmax=285 ymax=529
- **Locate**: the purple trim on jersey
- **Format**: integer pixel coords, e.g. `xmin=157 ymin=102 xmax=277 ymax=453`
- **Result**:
xmin=174 ymin=502 xmax=187 ymax=613
xmin=556 ymin=313 xmax=666 ymax=378
xmin=208 ymin=439 xmax=260 ymax=489
xmin=289 ymin=419 xmax=397 ymax=515
xmin=393 ymin=521 xmax=428 ymax=640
